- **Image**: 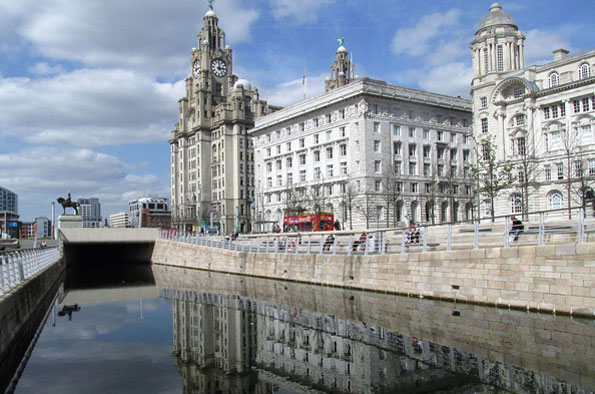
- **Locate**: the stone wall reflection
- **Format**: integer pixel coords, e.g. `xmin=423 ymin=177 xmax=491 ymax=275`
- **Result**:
xmin=163 ymin=288 xmax=592 ymax=394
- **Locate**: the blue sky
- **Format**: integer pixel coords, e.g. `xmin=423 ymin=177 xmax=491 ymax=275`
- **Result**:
xmin=0 ymin=0 xmax=593 ymax=222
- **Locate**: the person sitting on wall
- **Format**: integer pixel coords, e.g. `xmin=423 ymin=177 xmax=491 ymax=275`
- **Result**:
xmin=323 ymin=234 xmax=335 ymax=251
xmin=510 ymin=216 xmax=524 ymax=242
xmin=406 ymin=220 xmax=420 ymax=244
xmin=352 ymin=232 xmax=367 ymax=251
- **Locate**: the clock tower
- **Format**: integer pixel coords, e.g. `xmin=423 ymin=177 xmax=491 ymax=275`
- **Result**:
xmin=170 ymin=3 xmax=274 ymax=234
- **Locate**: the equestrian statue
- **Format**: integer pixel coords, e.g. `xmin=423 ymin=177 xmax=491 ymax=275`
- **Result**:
xmin=57 ymin=192 xmax=80 ymax=215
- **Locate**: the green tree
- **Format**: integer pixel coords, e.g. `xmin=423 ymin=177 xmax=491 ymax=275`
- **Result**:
xmin=471 ymin=137 xmax=514 ymax=222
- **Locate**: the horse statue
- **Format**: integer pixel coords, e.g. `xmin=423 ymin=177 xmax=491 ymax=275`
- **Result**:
xmin=57 ymin=192 xmax=80 ymax=215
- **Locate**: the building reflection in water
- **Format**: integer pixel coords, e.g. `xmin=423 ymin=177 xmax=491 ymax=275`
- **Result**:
xmin=162 ymin=287 xmax=592 ymax=394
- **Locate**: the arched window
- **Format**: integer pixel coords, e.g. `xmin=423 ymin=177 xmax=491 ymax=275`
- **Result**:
xmin=548 ymin=72 xmax=559 ymax=88
xmin=548 ymin=191 xmax=563 ymax=210
xmin=578 ymin=63 xmax=591 ymax=80
xmin=483 ymin=49 xmax=489 ymax=74
xmin=511 ymin=194 xmax=522 ymax=214
xmin=515 ymin=114 xmax=525 ymax=126
xmin=497 ymin=45 xmax=504 ymax=71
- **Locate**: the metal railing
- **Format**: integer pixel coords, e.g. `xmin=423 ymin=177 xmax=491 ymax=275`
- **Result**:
xmin=0 ymin=247 xmax=60 ymax=295
xmin=158 ymin=205 xmax=594 ymax=256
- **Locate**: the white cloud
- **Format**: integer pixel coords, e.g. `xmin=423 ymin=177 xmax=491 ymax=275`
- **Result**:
xmin=28 ymin=62 xmax=65 ymax=76
xmin=391 ymin=10 xmax=462 ymax=57
xmin=0 ymin=68 xmax=184 ymax=147
xmin=417 ymin=62 xmax=472 ymax=98
xmin=269 ymin=0 xmax=336 ymax=24
xmin=0 ymin=147 xmax=169 ymax=220
xmin=1 ymin=0 xmax=259 ymax=77
xmin=259 ymin=73 xmax=327 ymax=107
xmin=524 ymin=29 xmax=574 ymax=66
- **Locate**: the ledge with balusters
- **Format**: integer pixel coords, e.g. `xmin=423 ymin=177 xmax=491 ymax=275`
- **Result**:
xmin=159 ymin=206 xmax=595 ymax=256
xmin=0 ymin=247 xmax=61 ymax=296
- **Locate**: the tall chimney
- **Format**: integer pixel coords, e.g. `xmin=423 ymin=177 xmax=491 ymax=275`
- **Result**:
xmin=553 ymin=48 xmax=569 ymax=61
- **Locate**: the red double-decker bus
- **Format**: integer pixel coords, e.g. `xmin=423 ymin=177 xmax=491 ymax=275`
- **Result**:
xmin=283 ymin=210 xmax=334 ymax=232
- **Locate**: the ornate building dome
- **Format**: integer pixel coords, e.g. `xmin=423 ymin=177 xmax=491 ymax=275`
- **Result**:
xmin=477 ymin=3 xmax=517 ymax=32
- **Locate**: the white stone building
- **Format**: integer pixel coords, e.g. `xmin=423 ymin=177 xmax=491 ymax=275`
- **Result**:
xmin=471 ymin=3 xmax=595 ymax=219
xmin=109 ymin=212 xmax=129 ymax=228
xmin=170 ymin=5 xmax=276 ymax=234
xmin=250 ymin=45 xmax=474 ymax=230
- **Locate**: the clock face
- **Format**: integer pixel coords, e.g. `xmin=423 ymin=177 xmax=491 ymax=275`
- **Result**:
xmin=192 ymin=60 xmax=201 ymax=78
xmin=211 ymin=58 xmax=227 ymax=78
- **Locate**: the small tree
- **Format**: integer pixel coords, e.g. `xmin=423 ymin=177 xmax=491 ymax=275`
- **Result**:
xmin=356 ymin=192 xmax=374 ymax=229
xmin=423 ymin=164 xmax=439 ymax=224
xmin=560 ymin=125 xmax=587 ymax=219
xmin=342 ymin=175 xmax=359 ymax=230
xmin=471 ymin=137 xmax=514 ymax=222
xmin=381 ymin=165 xmax=401 ymax=227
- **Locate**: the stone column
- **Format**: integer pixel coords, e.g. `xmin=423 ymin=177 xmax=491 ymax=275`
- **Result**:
xmin=497 ymin=110 xmax=507 ymax=161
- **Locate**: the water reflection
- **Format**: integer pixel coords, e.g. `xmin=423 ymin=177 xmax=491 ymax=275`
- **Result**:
xmin=156 ymin=266 xmax=594 ymax=394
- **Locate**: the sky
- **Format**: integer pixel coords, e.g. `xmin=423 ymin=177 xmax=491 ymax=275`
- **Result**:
xmin=0 ymin=0 xmax=593 ymax=222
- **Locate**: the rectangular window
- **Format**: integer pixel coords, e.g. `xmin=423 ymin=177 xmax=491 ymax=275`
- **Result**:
xmin=314 ymin=167 xmax=321 ymax=180
xmin=394 ymin=142 xmax=402 ymax=155
xmin=557 ymin=163 xmax=564 ymax=179
xmin=326 ymin=130 xmax=332 ymax=141
xmin=463 ymin=150 xmax=470 ymax=162
xmin=423 ymin=163 xmax=430 ymax=176
xmin=374 ymin=122 xmax=380 ymax=132
xmin=287 ymin=173 xmax=293 ymax=185
xmin=340 ymin=144 xmax=347 ymax=156
xmin=394 ymin=161 xmax=402 ymax=174
xmin=374 ymin=140 xmax=381 ymax=152
xmin=436 ymin=114 xmax=443 ymax=123
xmin=326 ymin=147 xmax=333 ymax=159
xmin=552 ymin=106 xmax=558 ymax=118
xmin=299 ymin=154 xmax=306 ymax=165
xmin=423 ymin=129 xmax=429 ymax=139
xmin=437 ymin=147 xmax=445 ymax=159
xmin=480 ymin=97 xmax=487 ymax=108
xmin=574 ymin=161 xmax=583 ymax=177
xmin=300 ymin=122 xmax=305 ymax=131
xmin=375 ymin=180 xmax=381 ymax=192
xmin=299 ymin=138 xmax=305 ymax=148
xmin=314 ymin=151 xmax=320 ymax=162
xmin=560 ymin=104 xmax=566 ymax=117
xmin=513 ymin=87 xmax=524 ymax=98
xmin=299 ymin=170 xmax=306 ymax=182
xmin=267 ymin=177 xmax=272 ymax=187
xmin=408 ymin=110 xmax=414 ymax=120
xmin=340 ymin=127 xmax=346 ymax=137
xmin=393 ymin=125 xmax=400 ymax=136
xmin=544 ymin=164 xmax=551 ymax=181
xmin=374 ymin=160 xmax=381 ymax=173
xmin=574 ymin=100 xmax=581 ymax=113
xmin=451 ymin=133 xmax=456 ymax=143
xmin=481 ymin=118 xmax=488 ymax=133
xmin=276 ymin=145 xmax=281 ymax=154
xmin=277 ymin=175 xmax=282 ymax=186
xmin=314 ymin=118 xmax=319 ymax=127
xmin=408 ymin=144 xmax=416 ymax=157
xmin=326 ymin=113 xmax=332 ymax=123
xmin=327 ymin=164 xmax=333 ymax=177
xmin=589 ymin=160 xmax=595 ymax=175
xmin=516 ymin=137 xmax=526 ymax=156
xmin=449 ymin=116 xmax=456 ymax=126
xmin=287 ymin=157 xmax=292 ymax=168
xmin=409 ymin=162 xmax=416 ymax=175
xmin=409 ymin=127 xmax=415 ymax=138
xmin=411 ymin=182 xmax=418 ymax=193
xmin=340 ymin=162 xmax=347 ymax=175
xmin=314 ymin=134 xmax=319 ymax=144
xmin=276 ymin=160 xmax=282 ymax=170
xmin=422 ymin=145 xmax=431 ymax=158
xmin=583 ymin=97 xmax=591 ymax=112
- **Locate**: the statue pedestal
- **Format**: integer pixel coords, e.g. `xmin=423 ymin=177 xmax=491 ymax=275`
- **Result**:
xmin=58 ymin=215 xmax=83 ymax=229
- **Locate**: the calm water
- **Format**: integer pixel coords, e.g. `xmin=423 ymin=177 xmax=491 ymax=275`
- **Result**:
xmin=8 ymin=264 xmax=595 ymax=394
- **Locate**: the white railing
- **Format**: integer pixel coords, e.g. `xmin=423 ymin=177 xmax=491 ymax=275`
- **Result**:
xmin=0 ymin=247 xmax=60 ymax=295
xmin=158 ymin=206 xmax=594 ymax=256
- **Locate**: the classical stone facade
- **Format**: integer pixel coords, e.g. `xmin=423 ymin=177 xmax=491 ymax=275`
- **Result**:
xmin=170 ymin=6 xmax=275 ymax=234
xmin=250 ymin=47 xmax=473 ymax=230
xmin=471 ymin=3 xmax=595 ymax=219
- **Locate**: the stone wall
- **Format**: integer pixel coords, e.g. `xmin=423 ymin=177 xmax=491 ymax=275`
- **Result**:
xmin=151 ymin=239 xmax=595 ymax=317
xmin=0 ymin=259 xmax=65 ymax=391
